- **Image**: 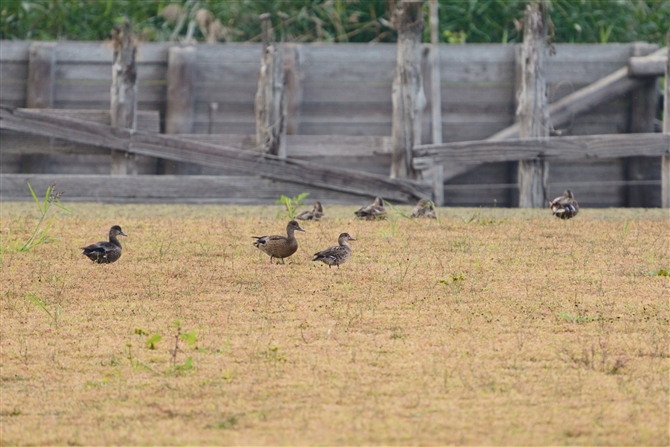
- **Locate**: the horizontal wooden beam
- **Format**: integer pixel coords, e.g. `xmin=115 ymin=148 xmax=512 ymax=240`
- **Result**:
xmin=0 ymin=173 xmax=371 ymax=204
xmin=628 ymin=55 xmax=667 ymax=77
xmin=0 ymin=106 xmax=430 ymax=202
xmin=413 ymin=133 xmax=670 ymax=169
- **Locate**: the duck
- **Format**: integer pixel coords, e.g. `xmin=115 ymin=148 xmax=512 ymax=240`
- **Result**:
xmin=82 ymin=225 xmax=127 ymax=264
xmin=296 ymin=201 xmax=324 ymax=221
xmin=252 ymin=220 xmax=305 ymax=264
xmin=354 ymin=197 xmax=387 ymax=220
xmin=312 ymin=233 xmax=356 ymax=268
xmin=410 ymin=198 xmax=436 ymax=219
xmin=549 ymin=189 xmax=579 ymax=219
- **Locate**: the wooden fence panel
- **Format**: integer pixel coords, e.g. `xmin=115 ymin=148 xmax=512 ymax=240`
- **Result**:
xmin=0 ymin=173 xmax=367 ymax=204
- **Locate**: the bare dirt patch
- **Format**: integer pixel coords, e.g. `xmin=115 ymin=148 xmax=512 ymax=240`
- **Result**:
xmin=1 ymin=203 xmax=668 ymax=445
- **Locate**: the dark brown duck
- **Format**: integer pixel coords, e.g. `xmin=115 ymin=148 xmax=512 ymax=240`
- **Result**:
xmin=82 ymin=225 xmax=127 ymax=264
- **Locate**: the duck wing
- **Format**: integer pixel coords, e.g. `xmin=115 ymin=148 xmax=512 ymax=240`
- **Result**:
xmin=82 ymin=241 xmax=117 ymax=254
xmin=295 ymin=210 xmax=313 ymax=221
xmin=252 ymin=235 xmax=288 ymax=247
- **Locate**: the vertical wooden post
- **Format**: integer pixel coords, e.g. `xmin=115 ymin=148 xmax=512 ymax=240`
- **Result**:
xmin=22 ymin=42 xmax=56 ymax=173
xmin=428 ymin=0 xmax=443 ymax=205
xmin=255 ymin=13 xmax=287 ymax=157
xmin=429 ymin=0 xmax=442 ymax=146
xmin=284 ymin=44 xmax=303 ymax=136
xmin=662 ymin=33 xmax=670 ymax=209
xmin=517 ymin=1 xmax=549 ymax=208
xmin=626 ymin=43 xmax=659 ymax=207
xmin=390 ymin=0 xmax=426 ymax=180
xmin=163 ymin=45 xmax=196 ymax=174
xmin=110 ymin=18 xmax=138 ymax=175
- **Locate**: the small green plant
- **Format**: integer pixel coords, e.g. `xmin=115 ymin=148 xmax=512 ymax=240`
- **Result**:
xmin=276 ymin=193 xmax=309 ymax=220
xmin=652 ymin=268 xmax=669 ymax=277
xmin=169 ymin=320 xmax=197 ymax=375
xmin=26 ymin=291 xmax=61 ymax=326
xmin=20 ymin=182 xmax=68 ymax=252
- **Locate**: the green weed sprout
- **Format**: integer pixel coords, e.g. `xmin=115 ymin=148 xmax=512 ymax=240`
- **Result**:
xmin=276 ymin=192 xmax=309 ymax=220
xmin=20 ymin=182 xmax=69 ymax=252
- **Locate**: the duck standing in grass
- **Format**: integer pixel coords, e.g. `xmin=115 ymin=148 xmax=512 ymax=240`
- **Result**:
xmin=252 ymin=220 xmax=305 ymax=264
xmin=410 ymin=199 xmax=436 ymax=219
xmin=312 ymin=233 xmax=356 ymax=268
xmin=354 ymin=197 xmax=387 ymax=220
xmin=82 ymin=225 xmax=127 ymax=264
xmin=296 ymin=201 xmax=324 ymax=221
xmin=550 ymin=189 xmax=579 ymax=219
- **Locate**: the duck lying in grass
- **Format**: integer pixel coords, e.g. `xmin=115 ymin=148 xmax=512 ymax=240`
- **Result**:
xmin=312 ymin=233 xmax=356 ymax=268
xmin=410 ymin=199 xmax=436 ymax=219
xmin=296 ymin=201 xmax=324 ymax=221
xmin=550 ymin=189 xmax=579 ymax=219
xmin=252 ymin=220 xmax=305 ymax=264
xmin=354 ymin=197 xmax=387 ymax=220
xmin=82 ymin=225 xmax=127 ymax=264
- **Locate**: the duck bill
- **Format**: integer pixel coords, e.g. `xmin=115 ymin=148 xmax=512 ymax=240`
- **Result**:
xmin=119 ymin=231 xmax=128 ymax=237
xmin=348 ymin=237 xmax=356 ymax=241
xmin=297 ymin=226 xmax=306 ymax=232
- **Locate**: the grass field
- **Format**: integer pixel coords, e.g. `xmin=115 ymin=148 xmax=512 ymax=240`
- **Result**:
xmin=1 ymin=201 xmax=668 ymax=446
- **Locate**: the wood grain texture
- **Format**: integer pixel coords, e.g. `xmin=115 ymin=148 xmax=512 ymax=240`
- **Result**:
xmin=628 ymin=55 xmax=667 ymax=77
xmin=413 ymin=133 xmax=670 ymax=168
xmin=0 ymin=106 xmax=430 ymax=202
xmin=0 ymin=174 xmax=368 ymax=204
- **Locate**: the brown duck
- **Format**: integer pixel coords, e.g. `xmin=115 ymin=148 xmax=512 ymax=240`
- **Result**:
xmin=252 ymin=220 xmax=305 ymax=264
xmin=549 ymin=189 xmax=579 ymax=219
xmin=82 ymin=225 xmax=127 ymax=264
xmin=410 ymin=199 xmax=436 ymax=219
xmin=354 ymin=197 xmax=387 ymax=220
xmin=296 ymin=201 xmax=324 ymax=221
xmin=312 ymin=233 xmax=356 ymax=268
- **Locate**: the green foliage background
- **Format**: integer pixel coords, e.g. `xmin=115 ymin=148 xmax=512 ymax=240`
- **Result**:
xmin=1 ymin=0 xmax=668 ymax=44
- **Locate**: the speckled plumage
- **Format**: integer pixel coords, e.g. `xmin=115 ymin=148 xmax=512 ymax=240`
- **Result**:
xmin=312 ymin=233 xmax=356 ymax=268
xmin=296 ymin=201 xmax=324 ymax=221
xmin=82 ymin=225 xmax=127 ymax=264
xmin=252 ymin=220 xmax=305 ymax=264
xmin=410 ymin=199 xmax=436 ymax=219
xmin=550 ymin=189 xmax=579 ymax=219
xmin=354 ymin=197 xmax=387 ymax=220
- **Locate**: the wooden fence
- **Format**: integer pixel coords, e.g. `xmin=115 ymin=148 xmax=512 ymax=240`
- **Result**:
xmin=0 ymin=40 xmax=666 ymax=206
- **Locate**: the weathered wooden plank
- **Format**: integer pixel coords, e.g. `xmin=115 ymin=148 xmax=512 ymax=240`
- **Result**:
xmin=0 ymin=40 xmax=31 ymax=61
xmin=22 ymin=42 xmax=57 ymax=173
xmin=178 ymin=134 xmax=390 ymax=157
xmin=19 ymin=109 xmax=159 ymax=131
xmin=628 ymin=55 xmax=667 ymax=77
xmin=55 ymin=63 xmax=167 ymax=81
xmin=166 ymin=46 xmax=196 ymax=135
xmin=413 ymin=133 xmax=670 ymax=168
xmin=51 ymin=42 xmax=170 ymax=63
xmin=626 ymin=43 xmax=659 ymax=207
xmin=0 ymin=174 xmax=368 ymax=204
xmin=0 ymin=106 xmax=430 ymax=202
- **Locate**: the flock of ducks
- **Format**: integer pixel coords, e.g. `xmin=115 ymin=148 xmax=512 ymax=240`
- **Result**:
xmin=82 ymin=191 xmax=579 ymax=265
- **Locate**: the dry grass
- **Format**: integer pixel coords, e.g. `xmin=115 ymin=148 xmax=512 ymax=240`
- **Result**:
xmin=1 ymin=201 xmax=668 ymax=446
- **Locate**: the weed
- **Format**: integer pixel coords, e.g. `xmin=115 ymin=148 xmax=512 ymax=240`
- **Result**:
xmin=559 ymin=313 xmax=600 ymax=324
xmin=25 ymin=291 xmax=61 ymax=327
xmin=276 ymin=193 xmax=309 ymax=220
xmin=20 ymin=182 xmax=69 ymax=252
xmin=168 ymin=321 xmax=197 ymax=375
xmin=652 ymin=268 xmax=669 ymax=277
